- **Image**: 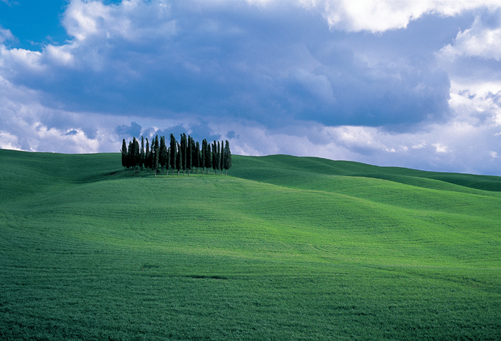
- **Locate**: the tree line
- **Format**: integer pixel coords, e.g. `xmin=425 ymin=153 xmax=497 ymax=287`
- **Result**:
xmin=121 ymin=133 xmax=232 ymax=176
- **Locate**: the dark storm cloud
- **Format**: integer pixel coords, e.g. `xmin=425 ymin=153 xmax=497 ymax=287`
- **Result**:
xmin=152 ymin=120 xmax=221 ymax=142
xmin=115 ymin=121 xmax=142 ymax=138
xmin=0 ymin=0 xmax=466 ymax=130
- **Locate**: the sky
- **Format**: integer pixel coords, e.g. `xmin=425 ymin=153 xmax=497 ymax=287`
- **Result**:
xmin=1 ymin=0 xmax=501 ymax=175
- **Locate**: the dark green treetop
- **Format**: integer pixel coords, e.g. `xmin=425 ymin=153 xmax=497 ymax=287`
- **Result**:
xmin=121 ymin=139 xmax=127 ymax=168
xmin=140 ymin=136 xmax=145 ymax=170
xmin=223 ymin=140 xmax=232 ymax=175
xmin=187 ymin=135 xmax=193 ymax=175
xmin=145 ymin=138 xmax=150 ymax=169
xmin=169 ymin=134 xmax=177 ymax=172
xmin=159 ymin=136 xmax=168 ymax=174
xmin=120 ymin=134 xmax=233 ymax=176
xmin=153 ymin=135 xmax=160 ymax=175
xmin=176 ymin=142 xmax=182 ymax=175
xmin=205 ymin=141 xmax=212 ymax=173
xmin=194 ymin=141 xmax=200 ymax=173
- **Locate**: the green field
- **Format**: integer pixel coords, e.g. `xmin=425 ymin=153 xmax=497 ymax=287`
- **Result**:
xmin=1 ymin=149 xmax=500 ymax=340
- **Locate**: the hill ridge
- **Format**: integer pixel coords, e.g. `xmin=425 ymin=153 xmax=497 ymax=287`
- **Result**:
xmin=230 ymin=154 xmax=501 ymax=193
xmin=1 ymin=149 xmax=501 ymax=340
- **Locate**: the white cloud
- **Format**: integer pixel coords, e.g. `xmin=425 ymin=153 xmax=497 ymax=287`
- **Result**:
xmin=435 ymin=8 xmax=501 ymax=155
xmin=328 ymin=125 xmax=384 ymax=151
xmin=0 ymin=45 xmax=44 ymax=73
xmin=297 ymin=0 xmax=501 ymax=32
xmin=0 ymin=74 xmax=121 ymax=153
xmin=440 ymin=16 xmax=501 ymax=62
xmin=63 ymin=0 xmax=175 ymax=42
xmin=450 ymin=81 xmax=501 ymax=99
xmin=78 ymin=0 xmax=501 ymax=36
xmin=412 ymin=142 xmax=426 ymax=149
xmin=0 ymin=131 xmax=21 ymax=150
xmin=0 ymin=27 xmax=14 ymax=44
xmin=436 ymin=9 xmax=501 ymax=121
xmin=432 ymin=143 xmax=450 ymax=153
xmin=45 ymin=45 xmax=75 ymax=67
xmin=30 ymin=124 xmax=101 ymax=154
xmin=448 ymin=84 xmax=501 ymax=127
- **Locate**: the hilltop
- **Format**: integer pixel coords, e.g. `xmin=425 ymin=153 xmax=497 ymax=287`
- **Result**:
xmin=0 ymin=149 xmax=500 ymax=340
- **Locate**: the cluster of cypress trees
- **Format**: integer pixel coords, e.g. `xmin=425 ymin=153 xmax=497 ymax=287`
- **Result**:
xmin=121 ymin=133 xmax=232 ymax=176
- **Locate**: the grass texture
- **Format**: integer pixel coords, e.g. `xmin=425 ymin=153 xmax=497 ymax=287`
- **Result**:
xmin=0 ymin=149 xmax=500 ymax=340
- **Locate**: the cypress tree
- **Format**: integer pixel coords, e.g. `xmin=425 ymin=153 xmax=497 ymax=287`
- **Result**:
xmin=195 ymin=141 xmax=200 ymax=174
xmin=214 ymin=141 xmax=218 ymax=173
xmin=216 ymin=141 xmax=221 ymax=174
xmin=133 ymin=137 xmax=140 ymax=169
xmin=130 ymin=138 xmax=134 ymax=169
xmin=219 ymin=140 xmax=223 ymax=174
xmin=170 ymin=134 xmax=177 ymax=174
xmin=140 ymin=136 xmax=145 ymax=170
xmin=223 ymin=140 xmax=232 ymax=175
xmin=121 ymin=135 xmax=229 ymax=177
xmin=148 ymin=137 xmax=154 ymax=171
xmin=180 ymin=133 xmax=187 ymax=173
xmin=176 ymin=142 xmax=182 ymax=175
xmin=183 ymin=133 xmax=188 ymax=173
xmin=127 ymin=140 xmax=134 ymax=169
xmin=187 ymin=135 xmax=193 ymax=176
xmin=149 ymin=139 xmax=153 ymax=171
xmin=160 ymin=136 xmax=168 ymax=175
xmin=206 ymin=142 xmax=211 ymax=174
xmin=148 ymin=142 xmax=153 ymax=170
xmin=154 ymin=135 xmax=160 ymax=176
xmin=145 ymin=138 xmax=150 ymax=169
xmin=212 ymin=141 xmax=217 ymax=173
xmin=201 ymin=139 xmax=206 ymax=173
xmin=166 ymin=147 xmax=170 ymax=175
xmin=149 ymin=137 xmax=154 ymax=172
xmin=121 ymin=139 xmax=127 ymax=169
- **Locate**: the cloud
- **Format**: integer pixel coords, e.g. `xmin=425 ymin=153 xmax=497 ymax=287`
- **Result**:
xmin=213 ymin=113 xmax=501 ymax=175
xmin=226 ymin=80 xmax=501 ymax=175
xmin=432 ymin=143 xmax=450 ymax=154
xmin=294 ymin=0 xmax=500 ymax=33
xmin=437 ymin=9 xmax=501 ymax=100
xmin=149 ymin=120 xmax=222 ymax=143
xmin=0 ymin=27 xmax=15 ymax=44
xmin=207 ymin=0 xmax=500 ymax=33
xmin=115 ymin=121 xmax=142 ymax=138
xmin=0 ymin=0 xmax=459 ymax=130
xmin=1 ymin=67 xmax=500 ymax=174
xmin=62 ymin=0 xmax=176 ymax=43
xmin=440 ymin=11 xmax=501 ymax=62
xmin=287 ymin=68 xmax=336 ymax=104
xmin=0 ymin=131 xmax=21 ymax=150
xmin=0 ymin=73 xmax=125 ymax=153
xmin=0 ymin=0 xmax=501 ymax=175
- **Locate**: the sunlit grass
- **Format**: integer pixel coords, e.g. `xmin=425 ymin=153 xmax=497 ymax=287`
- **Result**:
xmin=1 ymin=150 xmax=500 ymax=340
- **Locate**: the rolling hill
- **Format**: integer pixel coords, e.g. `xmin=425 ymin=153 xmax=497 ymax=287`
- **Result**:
xmin=0 ymin=149 xmax=500 ymax=340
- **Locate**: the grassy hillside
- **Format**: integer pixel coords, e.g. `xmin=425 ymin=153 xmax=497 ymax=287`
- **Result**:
xmin=0 ymin=149 xmax=500 ymax=340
